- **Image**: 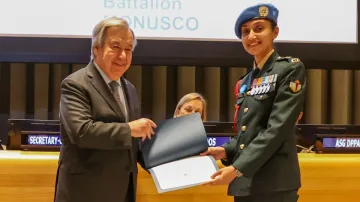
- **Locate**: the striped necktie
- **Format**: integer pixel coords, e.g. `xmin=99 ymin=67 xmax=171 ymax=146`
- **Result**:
xmin=109 ymin=81 xmax=128 ymax=122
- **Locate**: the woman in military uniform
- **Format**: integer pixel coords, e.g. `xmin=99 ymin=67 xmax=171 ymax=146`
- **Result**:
xmin=201 ymin=3 xmax=306 ymax=202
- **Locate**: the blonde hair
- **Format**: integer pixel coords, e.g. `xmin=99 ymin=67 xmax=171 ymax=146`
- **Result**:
xmin=174 ymin=93 xmax=207 ymax=121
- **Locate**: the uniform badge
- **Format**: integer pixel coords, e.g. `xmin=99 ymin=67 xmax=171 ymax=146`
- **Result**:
xmin=291 ymin=58 xmax=300 ymax=63
xmin=240 ymin=85 xmax=247 ymax=94
xmin=259 ymin=6 xmax=269 ymax=17
xmin=289 ymin=79 xmax=302 ymax=93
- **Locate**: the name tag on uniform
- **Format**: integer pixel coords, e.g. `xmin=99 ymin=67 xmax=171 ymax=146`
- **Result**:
xmin=250 ymin=74 xmax=278 ymax=96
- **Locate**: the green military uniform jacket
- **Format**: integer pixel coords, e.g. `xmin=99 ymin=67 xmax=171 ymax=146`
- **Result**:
xmin=222 ymin=51 xmax=306 ymax=196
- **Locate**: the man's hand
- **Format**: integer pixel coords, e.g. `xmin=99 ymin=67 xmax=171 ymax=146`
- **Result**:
xmin=128 ymin=118 xmax=157 ymax=141
xmin=200 ymin=147 xmax=226 ymax=160
xmin=202 ymin=166 xmax=240 ymax=186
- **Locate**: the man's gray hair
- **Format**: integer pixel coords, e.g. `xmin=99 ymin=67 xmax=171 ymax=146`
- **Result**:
xmin=91 ymin=16 xmax=137 ymax=60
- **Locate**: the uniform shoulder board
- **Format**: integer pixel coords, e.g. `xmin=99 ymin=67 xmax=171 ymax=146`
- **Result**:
xmin=277 ymin=56 xmax=301 ymax=63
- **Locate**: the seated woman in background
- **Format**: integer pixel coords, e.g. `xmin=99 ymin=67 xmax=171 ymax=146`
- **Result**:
xmin=174 ymin=92 xmax=207 ymax=121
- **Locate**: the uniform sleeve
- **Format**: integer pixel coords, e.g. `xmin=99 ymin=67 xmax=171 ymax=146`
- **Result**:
xmin=232 ymin=61 xmax=306 ymax=178
xmin=60 ymin=78 xmax=132 ymax=150
xmin=220 ymin=136 xmax=239 ymax=166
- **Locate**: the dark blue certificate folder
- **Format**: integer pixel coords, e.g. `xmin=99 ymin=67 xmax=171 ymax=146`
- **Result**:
xmin=140 ymin=113 xmax=209 ymax=169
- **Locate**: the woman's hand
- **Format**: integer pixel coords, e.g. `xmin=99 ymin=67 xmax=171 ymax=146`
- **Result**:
xmin=200 ymin=147 xmax=226 ymax=160
xmin=202 ymin=166 xmax=240 ymax=186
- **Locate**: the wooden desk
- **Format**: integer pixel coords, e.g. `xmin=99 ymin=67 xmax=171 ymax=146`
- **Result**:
xmin=0 ymin=151 xmax=359 ymax=202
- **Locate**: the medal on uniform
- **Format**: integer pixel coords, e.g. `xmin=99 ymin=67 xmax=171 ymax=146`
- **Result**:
xmin=250 ymin=74 xmax=279 ymax=96
xmin=240 ymin=85 xmax=247 ymax=94
xmin=263 ymin=76 xmax=269 ymax=93
xmin=261 ymin=77 xmax=267 ymax=94
xmin=250 ymin=79 xmax=258 ymax=95
xmin=254 ymin=85 xmax=260 ymax=95
xmin=258 ymin=84 xmax=263 ymax=94
xmin=253 ymin=78 xmax=257 ymax=86
xmin=258 ymin=76 xmax=267 ymax=94
xmin=263 ymin=84 xmax=268 ymax=94
xmin=268 ymin=75 xmax=273 ymax=83
xmin=250 ymin=85 xmax=256 ymax=95
xmin=257 ymin=77 xmax=262 ymax=86
xmin=265 ymin=83 xmax=270 ymax=93
xmin=256 ymin=85 xmax=261 ymax=95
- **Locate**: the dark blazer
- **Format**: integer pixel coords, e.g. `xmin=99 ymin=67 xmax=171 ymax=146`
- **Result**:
xmin=222 ymin=51 xmax=306 ymax=196
xmin=54 ymin=62 xmax=142 ymax=202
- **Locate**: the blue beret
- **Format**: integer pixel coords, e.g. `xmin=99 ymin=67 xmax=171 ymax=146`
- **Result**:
xmin=234 ymin=3 xmax=279 ymax=39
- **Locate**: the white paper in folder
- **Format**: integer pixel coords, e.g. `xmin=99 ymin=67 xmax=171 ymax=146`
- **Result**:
xmin=148 ymin=155 xmax=218 ymax=193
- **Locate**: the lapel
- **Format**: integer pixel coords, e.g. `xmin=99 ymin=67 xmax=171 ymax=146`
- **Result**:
xmin=86 ymin=62 xmax=124 ymax=118
xmin=242 ymin=71 xmax=253 ymax=91
xmin=263 ymin=51 xmax=280 ymax=73
xmin=120 ymin=77 xmax=135 ymax=121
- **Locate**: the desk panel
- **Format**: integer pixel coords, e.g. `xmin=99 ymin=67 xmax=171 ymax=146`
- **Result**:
xmin=0 ymin=151 xmax=359 ymax=202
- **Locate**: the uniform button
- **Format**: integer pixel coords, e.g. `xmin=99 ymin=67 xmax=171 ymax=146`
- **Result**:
xmin=260 ymin=95 xmax=264 ymax=100
xmin=241 ymin=126 xmax=246 ymax=131
xmin=239 ymin=144 xmax=245 ymax=150
xmin=244 ymin=108 xmax=249 ymax=113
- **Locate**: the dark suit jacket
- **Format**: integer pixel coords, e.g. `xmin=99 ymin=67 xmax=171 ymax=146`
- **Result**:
xmin=222 ymin=52 xmax=306 ymax=196
xmin=54 ymin=62 xmax=142 ymax=202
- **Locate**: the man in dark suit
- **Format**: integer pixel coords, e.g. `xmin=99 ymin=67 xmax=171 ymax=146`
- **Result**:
xmin=201 ymin=3 xmax=305 ymax=202
xmin=54 ymin=16 xmax=157 ymax=202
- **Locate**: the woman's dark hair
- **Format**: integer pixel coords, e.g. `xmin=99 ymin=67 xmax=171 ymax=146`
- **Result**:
xmin=268 ymin=19 xmax=277 ymax=30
